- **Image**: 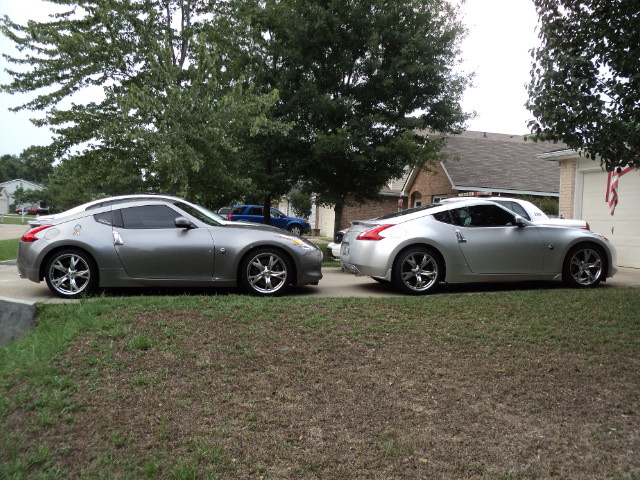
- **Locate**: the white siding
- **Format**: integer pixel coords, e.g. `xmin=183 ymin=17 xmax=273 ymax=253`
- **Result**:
xmin=576 ymin=160 xmax=640 ymax=268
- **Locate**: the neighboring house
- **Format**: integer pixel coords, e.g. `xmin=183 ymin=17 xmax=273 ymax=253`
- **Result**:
xmin=0 ymin=179 xmax=46 ymax=210
xmin=0 ymin=187 xmax=10 ymax=215
xmin=337 ymin=131 xmax=565 ymax=231
xmin=538 ymin=150 xmax=640 ymax=268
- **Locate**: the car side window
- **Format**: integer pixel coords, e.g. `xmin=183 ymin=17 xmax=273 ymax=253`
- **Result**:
xmin=450 ymin=207 xmax=472 ymax=226
xmin=494 ymin=200 xmax=530 ymax=221
xmin=451 ymin=205 xmax=516 ymax=227
xmin=432 ymin=210 xmax=453 ymax=224
xmin=270 ymin=208 xmax=284 ymax=218
xmin=92 ymin=210 xmax=124 ymax=227
xmin=119 ymin=205 xmax=180 ymax=229
xmin=249 ymin=207 xmax=263 ymax=216
xmin=93 ymin=211 xmax=112 ymax=226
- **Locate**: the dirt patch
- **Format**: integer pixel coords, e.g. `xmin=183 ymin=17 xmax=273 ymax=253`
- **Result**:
xmin=3 ymin=300 xmax=639 ymax=479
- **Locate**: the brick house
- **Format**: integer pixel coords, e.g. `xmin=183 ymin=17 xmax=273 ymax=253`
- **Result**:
xmin=331 ymin=130 xmax=565 ymax=231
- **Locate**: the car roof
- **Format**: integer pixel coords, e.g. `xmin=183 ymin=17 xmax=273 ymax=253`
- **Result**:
xmin=353 ymin=199 xmax=498 ymax=225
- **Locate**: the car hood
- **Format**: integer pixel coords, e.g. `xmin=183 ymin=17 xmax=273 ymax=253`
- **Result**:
xmin=537 ymin=218 xmax=588 ymax=229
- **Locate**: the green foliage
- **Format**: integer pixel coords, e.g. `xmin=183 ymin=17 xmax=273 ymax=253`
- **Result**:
xmin=527 ymin=1 xmax=640 ymax=170
xmin=0 ymin=152 xmax=53 ymax=184
xmin=237 ymin=0 xmax=471 ymax=229
xmin=2 ymin=0 xmax=470 ymax=219
xmin=0 ymin=0 xmax=285 ymax=209
xmin=288 ymin=190 xmax=312 ymax=219
xmin=520 ymin=195 xmax=559 ymax=216
xmin=11 ymin=185 xmax=47 ymax=210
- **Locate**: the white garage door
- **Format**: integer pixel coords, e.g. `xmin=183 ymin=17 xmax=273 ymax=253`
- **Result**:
xmin=579 ymin=169 xmax=640 ymax=268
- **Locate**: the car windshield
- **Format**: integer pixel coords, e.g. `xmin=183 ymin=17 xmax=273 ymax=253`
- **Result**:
xmin=375 ymin=204 xmax=439 ymax=220
xmin=172 ymin=201 xmax=224 ymax=226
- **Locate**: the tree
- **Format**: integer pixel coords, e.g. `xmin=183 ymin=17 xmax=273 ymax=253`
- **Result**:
xmin=0 ymin=154 xmax=26 ymax=182
xmin=1 ymin=0 xmax=287 ymax=208
xmin=236 ymin=0 xmax=471 ymax=230
xmin=527 ymin=0 xmax=640 ymax=170
xmin=0 ymin=151 xmax=53 ymax=183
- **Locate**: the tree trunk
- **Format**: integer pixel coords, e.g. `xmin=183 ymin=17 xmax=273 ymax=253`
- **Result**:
xmin=263 ymin=194 xmax=272 ymax=226
xmin=333 ymin=201 xmax=344 ymax=234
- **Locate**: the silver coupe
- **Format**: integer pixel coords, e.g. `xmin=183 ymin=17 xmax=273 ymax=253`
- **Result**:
xmin=17 ymin=195 xmax=323 ymax=298
xmin=339 ymin=199 xmax=617 ymax=294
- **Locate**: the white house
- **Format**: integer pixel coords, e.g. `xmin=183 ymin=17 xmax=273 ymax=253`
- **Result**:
xmin=0 ymin=179 xmax=46 ymax=211
xmin=539 ymin=150 xmax=640 ymax=268
xmin=0 ymin=187 xmax=10 ymax=215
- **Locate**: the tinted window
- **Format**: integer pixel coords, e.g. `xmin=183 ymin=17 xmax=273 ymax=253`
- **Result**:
xmin=493 ymin=200 xmax=530 ymax=220
xmin=432 ymin=210 xmax=453 ymax=224
xmin=120 ymin=205 xmax=180 ymax=229
xmin=249 ymin=207 xmax=263 ymax=216
xmin=451 ymin=205 xmax=516 ymax=227
xmin=92 ymin=210 xmax=123 ymax=227
xmin=93 ymin=211 xmax=112 ymax=226
xmin=172 ymin=201 xmax=221 ymax=226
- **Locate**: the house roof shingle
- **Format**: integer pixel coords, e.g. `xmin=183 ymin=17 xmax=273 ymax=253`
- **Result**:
xmin=438 ymin=131 xmax=564 ymax=195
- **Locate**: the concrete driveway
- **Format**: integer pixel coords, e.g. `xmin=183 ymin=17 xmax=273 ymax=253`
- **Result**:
xmin=1 ymin=222 xmax=639 ymax=303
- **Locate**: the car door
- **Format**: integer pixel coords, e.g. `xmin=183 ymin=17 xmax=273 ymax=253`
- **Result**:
xmin=450 ymin=204 xmax=546 ymax=274
xmin=112 ymin=205 xmax=215 ymax=280
xmin=269 ymin=208 xmax=287 ymax=229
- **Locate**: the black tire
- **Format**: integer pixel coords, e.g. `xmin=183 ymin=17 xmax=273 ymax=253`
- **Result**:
xmin=240 ymin=248 xmax=292 ymax=296
xmin=288 ymin=224 xmax=303 ymax=236
xmin=392 ymin=246 xmax=442 ymax=295
xmin=44 ymin=248 xmax=98 ymax=298
xmin=563 ymin=244 xmax=606 ymax=288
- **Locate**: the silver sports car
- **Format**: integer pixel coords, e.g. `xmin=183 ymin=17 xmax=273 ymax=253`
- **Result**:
xmin=339 ymin=199 xmax=617 ymax=295
xmin=17 ymin=195 xmax=323 ymax=298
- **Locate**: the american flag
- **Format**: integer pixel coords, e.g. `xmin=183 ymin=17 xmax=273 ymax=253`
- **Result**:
xmin=606 ymin=166 xmax=634 ymax=215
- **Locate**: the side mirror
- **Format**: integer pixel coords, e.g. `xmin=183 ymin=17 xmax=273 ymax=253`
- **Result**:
xmin=514 ymin=215 xmax=526 ymax=227
xmin=175 ymin=217 xmax=196 ymax=229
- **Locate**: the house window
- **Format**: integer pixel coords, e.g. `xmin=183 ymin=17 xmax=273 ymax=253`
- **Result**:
xmin=432 ymin=194 xmax=448 ymax=203
xmin=411 ymin=192 xmax=422 ymax=208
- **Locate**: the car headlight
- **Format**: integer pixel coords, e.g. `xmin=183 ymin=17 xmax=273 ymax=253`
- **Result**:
xmin=279 ymin=234 xmax=315 ymax=249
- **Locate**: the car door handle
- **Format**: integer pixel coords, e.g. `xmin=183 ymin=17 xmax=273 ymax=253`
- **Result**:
xmin=455 ymin=229 xmax=466 ymax=243
xmin=113 ymin=231 xmax=124 ymax=246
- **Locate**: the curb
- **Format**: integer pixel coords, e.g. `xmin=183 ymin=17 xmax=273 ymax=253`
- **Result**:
xmin=0 ymin=296 xmax=36 ymax=347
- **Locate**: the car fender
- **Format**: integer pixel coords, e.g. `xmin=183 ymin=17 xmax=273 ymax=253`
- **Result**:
xmin=538 ymin=227 xmax=615 ymax=275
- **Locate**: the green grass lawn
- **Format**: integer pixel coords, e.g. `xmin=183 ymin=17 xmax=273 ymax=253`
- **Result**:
xmin=0 ymin=238 xmax=19 ymax=261
xmin=0 ymin=214 xmax=35 ymax=225
xmin=1 ymin=288 xmax=638 ymax=479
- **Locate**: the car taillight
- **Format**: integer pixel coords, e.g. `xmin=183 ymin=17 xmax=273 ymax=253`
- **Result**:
xmin=21 ymin=225 xmax=53 ymax=242
xmin=227 ymin=214 xmax=232 ymax=220
xmin=356 ymin=224 xmax=393 ymax=241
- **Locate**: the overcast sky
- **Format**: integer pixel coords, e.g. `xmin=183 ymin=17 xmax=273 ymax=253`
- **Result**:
xmin=0 ymin=0 xmax=541 ymax=156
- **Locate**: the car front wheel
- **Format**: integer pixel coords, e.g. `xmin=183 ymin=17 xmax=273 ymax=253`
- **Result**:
xmin=287 ymin=224 xmax=303 ymax=236
xmin=44 ymin=249 xmax=98 ymax=298
xmin=392 ymin=246 xmax=442 ymax=295
xmin=240 ymin=248 xmax=292 ymax=296
xmin=563 ymin=245 xmax=606 ymax=288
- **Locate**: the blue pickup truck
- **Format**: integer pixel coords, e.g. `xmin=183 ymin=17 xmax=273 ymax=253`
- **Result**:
xmin=227 ymin=205 xmax=311 ymax=235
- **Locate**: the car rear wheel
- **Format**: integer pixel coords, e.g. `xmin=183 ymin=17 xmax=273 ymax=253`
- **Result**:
xmin=44 ymin=249 xmax=98 ymax=298
xmin=392 ymin=247 xmax=442 ymax=295
xmin=563 ymin=244 xmax=606 ymax=288
xmin=288 ymin=224 xmax=303 ymax=236
xmin=241 ymin=248 xmax=292 ymax=296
